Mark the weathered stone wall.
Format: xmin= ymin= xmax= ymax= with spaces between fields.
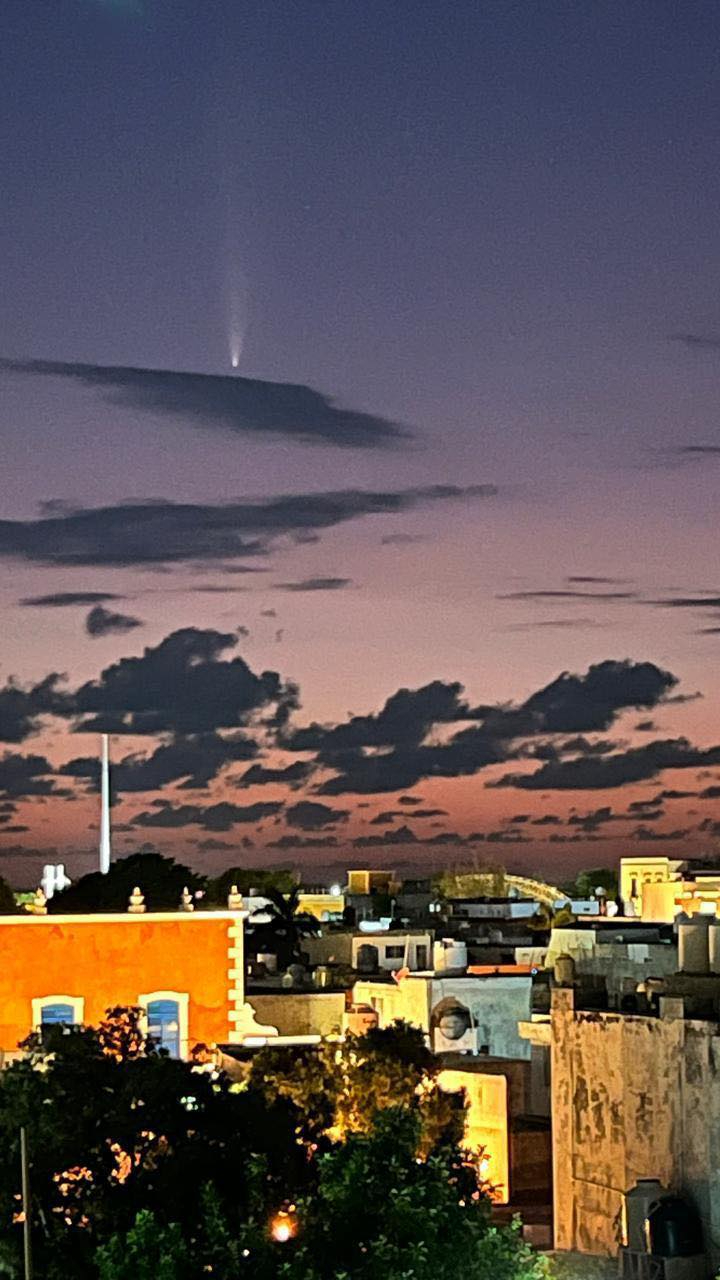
xmin=551 ymin=989 xmax=720 ymax=1264
xmin=247 ymin=992 xmax=346 ymax=1036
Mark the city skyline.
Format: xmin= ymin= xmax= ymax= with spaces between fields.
xmin=2 ymin=0 xmax=720 ymax=883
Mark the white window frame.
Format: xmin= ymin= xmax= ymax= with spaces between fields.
xmin=138 ymin=990 xmax=190 ymax=1058
xmin=32 ymin=995 xmax=85 ymax=1029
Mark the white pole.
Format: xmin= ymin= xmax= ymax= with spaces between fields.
xmin=99 ymin=734 xmax=111 ymax=875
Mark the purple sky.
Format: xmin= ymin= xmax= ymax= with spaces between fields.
xmin=1 ymin=0 xmax=720 ymax=887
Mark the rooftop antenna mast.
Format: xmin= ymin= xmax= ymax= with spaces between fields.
xmin=99 ymin=734 xmax=111 ymax=875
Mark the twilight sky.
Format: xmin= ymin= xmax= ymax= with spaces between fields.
xmin=2 ymin=0 xmax=720 ymax=887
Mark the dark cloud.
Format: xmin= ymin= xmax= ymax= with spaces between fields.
xmin=285 ymin=679 xmax=477 ymax=756
xmin=651 ymin=596 xmax=720 ymax=609
xmin=353 ymin=824 xmax=420 ymax=848
xmin=73 ymin=627 xmax=293 ymax=735
xmin=311 ymin=660 xmax=676 ymax=794
xmin=380 ymin=533 xmax=425 ymax=545
xmin=0 ymin=753 xmax=56 ymax=799
xmin=132 ymin=800 xmax=282 ymax=831
xmin=267 ymin=834 xmax=339 ymax=850
xmin=275 ymin=578 xmax=352 ymax=593
xmin=496 ymin=738 xmax=720 ymax=791
xmin=499 ymin=589 xmax=638 ymax=602
xmin=699 ymin=785 xmax=720 ymax=800
xmin=19 ymin=591 xmax=124 ymax=608
xmin=260 ymin=609 xmax=277 ymax=618
xmin=673 ymin=445 xmax=720 ymax=456
xmin=566 ymin=576 xmax=632 ymax=586
xmin=630 ymin=825 xmax=693 ymax=842
xmin=398 ymin=795 xmax=424 ymax=805
xmin=506 ymin=618 xmax=602 ymax=632
xmin=62 ymin=731 xmax=258 ymax=793
xmin=85 ymin=604 xmax=144 ymax=638
xmin=0 ymin=485 xmax=494 ymax=569
xmin=669 ymin=333 xmax=720 ymax=350
xmin=568 ymin=806 xmax=620 ymax=832
xmin=285 ymin=800 xmax=349 ymax=830
xmin=235 ymin=761 xmax=313 ymax=788
xmin=0 ymin=358 xmax=412 ymax=449
xmin=0 ymin=675 xmax=68 ymax=743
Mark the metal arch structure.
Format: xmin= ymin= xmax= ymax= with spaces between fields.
xmin=504 ymin=874 xmax=568 ymax=907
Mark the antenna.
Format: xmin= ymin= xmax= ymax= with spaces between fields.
xmin=99 ymin=734 xmax=111 ymax=875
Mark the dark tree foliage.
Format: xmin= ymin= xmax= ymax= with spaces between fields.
xmin=249 ymin=1021 xmax=466 ymax=1156
xmin=0 ymin=874 xmax=19 ymax=914
xmin=0 ymin=1009 xmax=304 ymax=1279
xmin=48 ymin=852 xmax=205 ymax=913
xmin=205 ymin=867 xmax=298 ymax=906
xmin=246 ymin=886 xmax=320 ymax=967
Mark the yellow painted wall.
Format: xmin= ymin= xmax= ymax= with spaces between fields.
xmin=439 ymin=1068 xmax=509 ymax=1202
xmin=297 ymin=893 xmax=345 ymax=921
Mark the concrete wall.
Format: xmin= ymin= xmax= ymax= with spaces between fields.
xmin=353 ymin=973 xmax=531 ymax=1060
xmin=248 ymin=991 xmax=346 ymax=1037
xmin=551 ymin=988 xmax=720 ymax=1264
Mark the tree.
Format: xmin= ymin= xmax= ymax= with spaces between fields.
xmin=96 ymin=1209 xmax=189 ymax=1280
xmin=0 ymin=1009 xmax=304 ymax=1279
xmin=48 ymin=852 xmax=205 ymax=913
xmin=434 ymin=865 xmax=507 ymax=899
xmin=570 ymin=867 xmax=619 ymax=901
xmin=269 ymin=1109 xmax=548 ymax=1280
xmin=0 ymin=875 xmax=18 ymax=915
xmin=249 ymin=1021 xmax=465 ymax=1156
xmin=205 ymin=867 xmax=297 ymax=906
xmin=247 ymin=886 xmax=320 ymax=967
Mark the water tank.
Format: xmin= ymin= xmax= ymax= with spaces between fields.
xmin=553 ymin=954 xmax=576 ymax=987
xmin=622 ymin=1179 xmax=668 ymax=1250
xmin=644 ymin=1194 xmax=704 ymax=1259
xmin=258 ymin=951 xmax=278 ymax=974
xmin=678 ymin=915 xmax=711 ymax=974
xmin=281 ymin=963 xmax=306 ymax=988
xmin=708 ymin=923 xmax=720 ymax=974
xmin=433 ymin=939 xmax=468 ymax=972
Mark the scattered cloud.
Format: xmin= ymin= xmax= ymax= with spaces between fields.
xmin=85 ymin=604 xmax=144 ymax=637
xmin=496 ymin=738 xmax=720 ymax=791
xmin=72 ymin=627 xmax=295 ymax=735
xmin=668 ymin=333 xmax=720 ymax=350
xmin=132 ymin=800 xmax=282 ymax=831
xmin=285 ymin=800 xmax=349 ymax=830
xmin=0 ymin=485 xmax=495 ymax=569
xmin=275 ymin=577 xmax=352 ymax=593
xmin=0 ymin=675 xmax=68 ymax=743
xmin=19 ymin=591 xmax=124 ymax=608
xmin=499 ymin=589 xmax=637 ymax=602
xmin=235 ymin=761 xmax=313 ymax=789
xmin=0 ymin=357 xmax=412 ymax=449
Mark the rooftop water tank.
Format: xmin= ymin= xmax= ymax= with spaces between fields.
xmin=257 ymin=952 xmax=278 ymax=974
xmin=644 ymin=1193 xmax=704 ymax=1260
xmin=433 ymin=939 xmax=467 ymax=973
xmin=678 ymin=914 xmax=712 ymax=974
xmin=553 ymin=954 xmax=576 ymax=987
xmin=622 ymin=1179 xmax=668 ymax=1251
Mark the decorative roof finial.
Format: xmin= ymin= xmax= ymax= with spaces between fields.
xmin=227 ymin=884 xmax=244 ymax=911
xmin=128 ymin=886 xmax=145 ymax=914
xmin=180 ymin=886 xmax=194 ymax=913
xmin=29 ymin=887 xmax=47 ymax=916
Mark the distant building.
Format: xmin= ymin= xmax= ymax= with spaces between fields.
xmin=0 ymin=909 xmax=276 ymax=1060
xmin=303 ymin=927 xmax=433 ymax=975
xmin=353 ymin=968 xmax=533 ymax=1060
xmin=620 ymin=854 xmax=720 ymax=922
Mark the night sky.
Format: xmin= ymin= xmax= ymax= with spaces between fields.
xmin=2 ymin=0 xmax=720 ymax=886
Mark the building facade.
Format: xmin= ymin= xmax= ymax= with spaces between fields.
xmin=551 ymin=986 xmax=720 ymax=1266
xmin=0 ymin=911 xmax=274 ymax=1059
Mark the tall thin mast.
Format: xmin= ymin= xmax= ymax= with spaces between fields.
xmin=99 ymin=734 xmax=111 ymax=875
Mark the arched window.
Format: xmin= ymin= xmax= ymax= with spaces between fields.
xmin=140 ymin=992 xmax=189 ymax=1058
xmin=32 ymin=995 xmax=84 ymax=1029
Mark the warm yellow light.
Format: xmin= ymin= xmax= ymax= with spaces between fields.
xmin=270 ymin=1210 xmax=297 ymax=1243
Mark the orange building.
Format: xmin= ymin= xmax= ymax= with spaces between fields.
xmin=0 ymin=910 xmax=276 ymax=1060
